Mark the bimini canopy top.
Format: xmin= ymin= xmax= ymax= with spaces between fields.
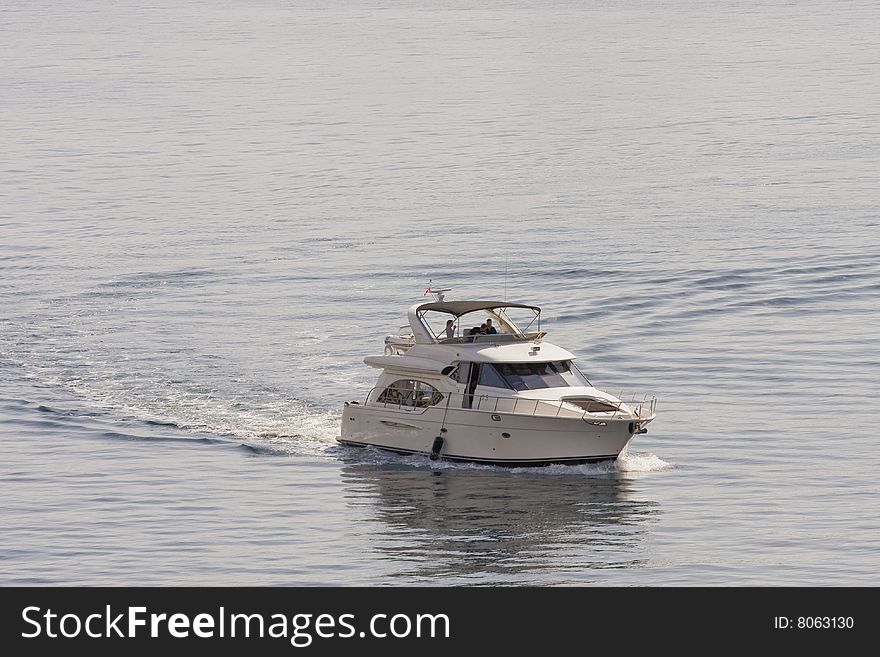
xmin=407 ymin=300 xmax=542 ymax=344
xmin=416 ymin=300 xmax=540 ymax=317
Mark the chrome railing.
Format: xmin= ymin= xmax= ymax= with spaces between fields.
xmin=359 ymin=387 xmax=657 ymax=421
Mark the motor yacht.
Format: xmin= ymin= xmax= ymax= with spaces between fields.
xmin=339 ymin=289 xmax=656 ymax=466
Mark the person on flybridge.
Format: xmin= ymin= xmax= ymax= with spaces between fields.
xmin=427 ymin=283 xmax=502 ymax=339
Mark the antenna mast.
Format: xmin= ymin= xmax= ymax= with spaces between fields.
xmin=503 ymin=251 xmax=508 ymax=301
xmin=424 ymin=279 xmax=451 ymax=302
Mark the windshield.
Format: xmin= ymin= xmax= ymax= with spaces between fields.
xmin=483 ymin=361 xmax=591 ymax=390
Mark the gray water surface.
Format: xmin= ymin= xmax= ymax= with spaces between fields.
xmin=1 ymin=0 xmax=879 ymax=585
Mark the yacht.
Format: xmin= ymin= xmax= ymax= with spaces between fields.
xmin=339 ymin=289 xmax=656 ymax=466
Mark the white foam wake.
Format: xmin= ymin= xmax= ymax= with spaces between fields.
xmin=615 ymin=448 xmax=673 ymax=473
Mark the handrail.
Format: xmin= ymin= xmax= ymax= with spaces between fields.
xmin=360 ymin=386 xmax=657 ymax=421
xmin=437 ymin=332 xmax=545 ymax=345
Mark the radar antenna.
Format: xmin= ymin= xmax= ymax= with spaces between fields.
xmin=423 ymin=279 xmax=451 ymax=302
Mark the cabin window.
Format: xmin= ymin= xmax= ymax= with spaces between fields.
xmin=450 ymin=364 xmax=471 ymax=384
xmin=556 ymin=360 xmax=592 ymax=387
xmin=377 ymin=379 xmax=445 ymax=408
xmin=478 ymin=363 xmax=512 ymax=389
xmin=493 ymin=361 xmax=591 ymax=390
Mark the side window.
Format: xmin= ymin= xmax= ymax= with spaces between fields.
xmin=478 ymin=364 xmax=511 ymax=389
xmin=412 ymin=380 xmax=445 ymax=408
xmin=377 ymin=379 xmax=408 ymax=404
xmin=377 ymin=379 xmax=444 ymax=407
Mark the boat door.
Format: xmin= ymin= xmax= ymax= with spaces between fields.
xmin=462 ymin=362 xmax=481 ymax=409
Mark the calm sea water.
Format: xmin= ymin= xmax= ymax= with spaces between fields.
xmin=2 ymin=0 xmax=878 ymax=585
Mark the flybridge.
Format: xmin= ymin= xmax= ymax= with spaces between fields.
xmin=409 ymin=300 xmax=543 ymax=345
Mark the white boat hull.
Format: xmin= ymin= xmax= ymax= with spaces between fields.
xmin=339 ymin=403 xmax=646 ymax=466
